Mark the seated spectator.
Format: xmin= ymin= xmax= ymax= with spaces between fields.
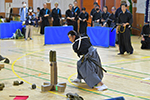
xmin=141 ymin=23 xmax=150 ymax=49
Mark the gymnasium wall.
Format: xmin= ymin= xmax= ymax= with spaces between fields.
xmin=33 ymin=0 xmax=75 ymax=14
xmin=132 ymin=0 xmax=146 ymax=35
xmin=0 ymin=0 xmax=5 ymax=17
xmin=0 ymin=0 xmax=75 ymax=18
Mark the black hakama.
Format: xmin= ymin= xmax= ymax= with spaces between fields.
xmin=39 ymin=8 xmax=51 ymax=35
xmin=52 ymin=8 xmax=62 ymax=26
xmin=118 ymin=11 xmax=133 ymax=54
xmin=65 ymin=9 xmax=75 ymax=26
xmin=72 ymin=36 xmax=104 ymax=88
xmin=79 ymin=12 xmax=89 ymax=35
xmin=73 ymin=6 xmax=80 ymax=32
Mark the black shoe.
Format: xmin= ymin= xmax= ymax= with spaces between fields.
xmin=127 ymin=51 xmax=133 ymax=55
xmin=0 ymin=55 xmax=5 ymax=61
xmin=130 ymin=51 xmax=133 ymax=54
xmin=117 ymin=53 xmax=124 ymax=55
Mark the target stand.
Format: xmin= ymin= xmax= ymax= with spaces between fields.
xmin=41 ymin=50 xmax=66 ymax=92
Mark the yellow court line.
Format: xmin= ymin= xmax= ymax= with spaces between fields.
xmin=68 ymin=73 xmax=150 ymax=99
xmin=11 ymin=46 xmax=68 ymax=98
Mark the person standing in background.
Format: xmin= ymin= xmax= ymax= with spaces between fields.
xmin=72 ymin=0 xmax=80 ymax=32
xmin=51 ymin=2 xmax=62 ymax=26
xmin=79 ymin=7 xmax=89 ymax=35
xmin=19 ymin=1 xmax=28 ymax=22
xmin=35 ymin=7 xmax=40 ymax=27
xmin=65 ymin=4 xmax=75 ymax=27
xmin=116 ymin=3 xmax=133 ymax=55
xmin=25 ymin=7 xmax=35 ymax=40
xmin=39 ymin=3 xmax=51 ymax=35
xmin=103 ymin=7 xmax=116 ymax=27
xmin=90 ymin=2 xmax=98 ymax=27
xmin=115 ymin=0 xmax=127 ymax=46
xmin=101 ymin=6 xmax=110 ymax=26
xmin=92 ymin=5 xmax=102 ymax=27
xmin=115 ymin=0 xmax=127 ymax=20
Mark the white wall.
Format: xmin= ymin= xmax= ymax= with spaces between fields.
xmin=136 ymin=0 xmax=146 ymax=14
xmin=0 ymin=0 xmax=5 ymax=12
xmin=33 ymin=0 xmax=46 ymax=12
xmin=0 ymin=0 xmax=74 ymax=14
xmin=33 ymin=0 xmax=74 ymax=14
xmin=12 ymin=0 xmax=28 ymax=8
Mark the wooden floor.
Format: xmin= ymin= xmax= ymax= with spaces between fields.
xmin=0 ymin=27 xmax=150 ymax=100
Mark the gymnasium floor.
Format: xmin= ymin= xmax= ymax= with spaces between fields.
xmin=0 ymin=28 xmax=150 ymax=100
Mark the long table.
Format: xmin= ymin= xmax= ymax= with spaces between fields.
xmin=87 ymin=27 xmax=116 ymax=47
xmin=44 ymin=26 xmax=73 ymax=45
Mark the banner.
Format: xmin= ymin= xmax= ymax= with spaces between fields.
xmin=145 ymin=0 xmax=150 ymax=22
